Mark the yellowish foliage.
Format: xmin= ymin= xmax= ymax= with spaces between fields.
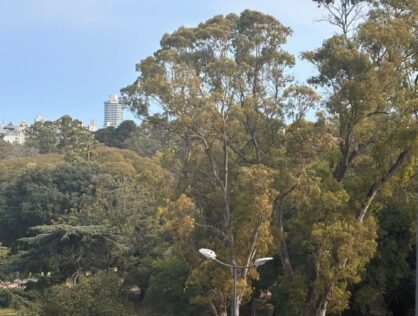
xmin=311 ymin=217 xmax=377 ymax=312
xmin=159 ymin=194 xmax=196 ymax=239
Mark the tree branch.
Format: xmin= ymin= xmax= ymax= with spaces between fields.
xmin=357 ymin=148 xmax=410 ymax=221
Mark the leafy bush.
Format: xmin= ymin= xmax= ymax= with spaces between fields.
xmin=40 ymin=271 xmax=135 ymax=316
xmin=0 ymin=289 xmax=12 ymax=308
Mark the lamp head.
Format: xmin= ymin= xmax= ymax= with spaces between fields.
xmin=199 ymin=248 xmax=217 ymax=260
xmin=254 ymin=257 xmax=273 ymax=267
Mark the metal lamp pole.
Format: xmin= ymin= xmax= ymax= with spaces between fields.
xmin=199 ymin=248 xmax=273 ymax=316
xmin=232 ymin=261 xmax=237 ymax=316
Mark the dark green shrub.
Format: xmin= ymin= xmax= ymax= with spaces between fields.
xmin=0 ymin=288 xmax=12 ymax=307
xmin=40 ymin=271 xmax=135 ymax=316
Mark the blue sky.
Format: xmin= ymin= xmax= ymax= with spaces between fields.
xmin=0 ymin=0 xmax=336 ymax=127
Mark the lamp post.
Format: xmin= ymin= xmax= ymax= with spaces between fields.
xmin=199 ymin=248 xmax=273 ymax=316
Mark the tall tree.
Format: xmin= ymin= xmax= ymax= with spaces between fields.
xmin=123 ymin=10 xmax=318 ymax=315
xmin=284 ymin=0 xmax=418 ymax=314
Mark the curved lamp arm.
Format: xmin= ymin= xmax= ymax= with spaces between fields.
xmin=199 ymin=248 xmax=273 ymax=268
xmin=199 ymin=248 xmax=273 ymax=316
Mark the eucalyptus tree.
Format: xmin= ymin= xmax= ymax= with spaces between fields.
xmin=280 ymin=0 xmax=418 ymax=314
xmin=123 ymin=10 xmax=317 ymax=315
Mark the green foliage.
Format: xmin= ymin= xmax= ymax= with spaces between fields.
xmin=0 ymin=140 xmax=13 ymax=160
xmin=0 ymin=149 xmax=170 ymax=246
xmin=119 ymin=4 xmax=418 ymax=313
xmin=0 ymin=245 xmax=8 ymax=261
xmin=349 ymin=182 xmax=416 ymax=314
xmin=122 ymin=9 xmax=317 ymax=313
xmin=95 ymin=120 xmax=137 ymax=148
xmin=310 ymin=219 xmax=377 ymax=312
xmin=0 ymin=163 xmax=99 ymax=245
xmin=0 ymin=4 xmax=416 ymax=316
xmin=40 ymin=271 xmax=135 ymax=316
xmin=145 ymin=257 xmax=199 ymax=316
xmin=0 ymin=289 xmax=12 ymax=308
xmin=0 ymin=145 xmax=174 ymax=313
xmin=12 ymin=224 xmax=128 ymax=280
xmin=25 ymin=115 xmax=97 ymax=158
xmin=123 ymin=115 xmax=175 ymax=157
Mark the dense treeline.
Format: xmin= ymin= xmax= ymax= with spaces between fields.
xmin=0 ymin=0 xmax=417 ymax=315
xmin=0 ymin=129 xmax=175 ymax=314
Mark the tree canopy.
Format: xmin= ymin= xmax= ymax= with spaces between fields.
xmin=0 ymin=2 xmax=417 ymax=315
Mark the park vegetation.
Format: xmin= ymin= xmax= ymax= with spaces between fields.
xmin=0 ymin=0 xmax=417 ymax=315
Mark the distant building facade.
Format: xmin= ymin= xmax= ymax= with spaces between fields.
xmin=34 ymin=115 xmax=45 ymax=123
xmin=87 ymin=120 xmax=98 ymax=132
xmin=0 ymin=121 xmax=28 ymax=145
xmin=104 ymin=95 xmax=123 ymax=127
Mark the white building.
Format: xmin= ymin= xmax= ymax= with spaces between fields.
xmin=0 ymin=121 xmax=27 ymax=145
xmin=34 ymin=115 xmax=45 ymax=123
xmin=104 ymin=94 xmax=123 ymax=127
xmin=86 ymin=120 xmax=98 ymax=132
xmin=3 ymin=131 xmax=25 ymax=145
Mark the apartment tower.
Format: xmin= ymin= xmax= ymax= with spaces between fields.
xmin=104 ymin=94 xmax=123 ymax=127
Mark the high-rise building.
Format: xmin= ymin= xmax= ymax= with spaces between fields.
xmin=104 ymin=94 xmax=123 ymax=127
xmin=87 ymin=120 xmax=98 ymax=132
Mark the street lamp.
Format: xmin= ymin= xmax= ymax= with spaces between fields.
xmin=199 ymin=248 xmax=273 ymax=316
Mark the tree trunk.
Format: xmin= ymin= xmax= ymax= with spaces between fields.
xmin=302 ymin=292 xmax=330 ymax=316
xmin=251 ymin=297 xmax=256 ymax=316
xmin=210 ymin=303 xmax=220 ymax=316
xmin=278 ymin=205 xmax=293 ymax=277
xmin=333 ymin=145 xmax=359 ymax=182
xmin=317 ymin=299 xmax=328 ymax=316
xmin=235 ymin=296 xmax=242 ymax=316
xmin=273 ymin=186 xmax=297 ymax=278
xmin=357 ymin=148 xmax=410 ymax=221
xmin=210 ymin=302 xmax=229 ymax=316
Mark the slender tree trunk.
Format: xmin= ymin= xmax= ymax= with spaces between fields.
xmin=273 ymin=185 xmax=298 ymax=278
xmin=316 ymin=293 xmax=330 ymax=316
xmin=252 ymin=133 xmax=260 ymax=163
xmin=302 ymin=291 xmax=330 ymax=316
xmin=317 ymin=306 xmax=328 ymax=316
xmin=235 ymin=296 xmax=242 ymax=316
xmin=278 ymin=205 xmax=293 ymax=277
xmin=210 ymin=303 xmax=220 ymax=316
xmin=333 ymin=145 xmax=359 ymax=182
